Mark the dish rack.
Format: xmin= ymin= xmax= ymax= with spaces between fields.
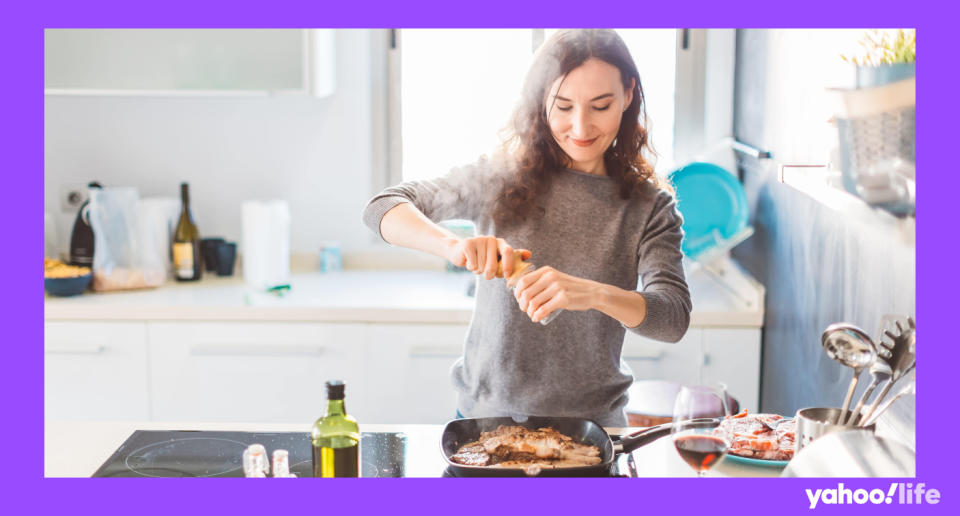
xmin=832 ymin=78 xmax=915 ymax=217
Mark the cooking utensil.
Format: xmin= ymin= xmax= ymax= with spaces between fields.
xmin=846 ymin=365 xmax=892 ymax=427
xmin=861 ymin=379 xmax=915 ymax=428
xmin=846 ymin=315 xmax=901 ymax=426
xmin=821 ymin=323 xmax=878 ymax=424
xmin=759 ymin=417 xmax=784 ymax=432
xmin=782 ymin=430 xmax=915 ymax=478
xmin=846 ymin=361 xmax=892 ymax=427
xmin=859 ymin=317 xmax=915 ymax=426
xmin=440 ymin=415 xmax=685 ymax=477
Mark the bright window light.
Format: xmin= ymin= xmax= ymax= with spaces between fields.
xmin=400 ymin=29 xmax=677 ymax=182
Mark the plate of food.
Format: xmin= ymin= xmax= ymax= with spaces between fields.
xmin=714 ymin=411 xmax=794 ymax=468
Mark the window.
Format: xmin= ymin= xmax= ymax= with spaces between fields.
xmin=390 ymin=29 xmax=679 ymax=184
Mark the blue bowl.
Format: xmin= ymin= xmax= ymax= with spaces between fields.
xmin=44 ymin=273 xmax=93 ymax=297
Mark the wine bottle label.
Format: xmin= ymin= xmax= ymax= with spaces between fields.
xmin=173 ymin=242 xmax=194 ymax=278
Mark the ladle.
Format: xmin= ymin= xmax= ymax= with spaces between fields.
xmin=821 ymin=323 xmax=878 ymax=425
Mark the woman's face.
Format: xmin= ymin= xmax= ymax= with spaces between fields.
xmin=545 ymin=58 xmax=634 ymax=175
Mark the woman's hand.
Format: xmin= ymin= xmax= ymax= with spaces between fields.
xmin=445 ymin=236 xmax=531 ymax=280
xmin=513 ymin=266 xmax=602 ymax=323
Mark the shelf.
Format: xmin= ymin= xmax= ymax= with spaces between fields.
xmin=778 ymin=164 xmax=915 ymax=243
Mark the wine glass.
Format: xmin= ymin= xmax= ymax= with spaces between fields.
xmin=671 ymin=383 xmax=732 ymax=477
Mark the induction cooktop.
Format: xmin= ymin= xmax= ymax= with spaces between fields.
xmin=92 ymin=430 xmax=407 ymax=478
xmin=92 ymin=430 xmax=630 ymax=477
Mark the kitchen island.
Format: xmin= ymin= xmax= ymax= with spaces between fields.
xmin=44 ymin=420 xmax=782 ymax=478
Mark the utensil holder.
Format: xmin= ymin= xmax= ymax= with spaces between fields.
xmin=795 ymin=407 xmax=875 ymax=452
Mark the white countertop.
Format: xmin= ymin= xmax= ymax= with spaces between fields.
xmin=44 ymin=420 xmax=781 ymax=478
xmin=45 ymin=261 xmax=764 ymax=327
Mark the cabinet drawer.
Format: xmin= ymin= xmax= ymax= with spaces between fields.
xmin=44 ymin=321 xmax=150 ymax=420
xmin=147 ymin=322 xmax=367 ymax=423
xmin=365 ymin=324 xmax=468 ymax=424
xmin=621 ymin=329 xmax=702 ymax=386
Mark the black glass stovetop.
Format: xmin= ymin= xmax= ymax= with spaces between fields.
xmin=92 ymin=430 xmax=629 ymax=477
xmin=93 ymin=431 xmax=408 ymax=478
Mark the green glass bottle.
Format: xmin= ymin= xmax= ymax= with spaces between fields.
xmin=172 ymin=182 xmax=202 ymax=281
xmin=311 ymin=380 xmax=360 ymax=477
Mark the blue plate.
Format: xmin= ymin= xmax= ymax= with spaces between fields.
xmin=668 ymin=162 xmax=749 ymax=259
xmin=722 ymin=453 xmax=790 ymax=468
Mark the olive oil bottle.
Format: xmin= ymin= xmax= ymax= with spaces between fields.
xmin=311 ymin=380 xmax=360 ymax=477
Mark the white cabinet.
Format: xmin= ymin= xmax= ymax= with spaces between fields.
xmin=45 ymin=29 xmax=336 ymax=97
xmin=623 ymin=327 xmax=761 ymax=413
xmin=701 ymin=328 xmax=761 ymax=412
xmin=622 ymin=329 xmax=703 ymax=386
xmin=365 ymin=324 xmax=468 ymax=424
xmin=44 ymin=320 xmax=761 ymax=423
xmin=146 ymin=322 xmax=367 ymax=423
xmin=44 ymin=321 xmax=150 ymax=420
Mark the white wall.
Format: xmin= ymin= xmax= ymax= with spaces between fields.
xmin=44 ymin=29 xmax=380 ymax=260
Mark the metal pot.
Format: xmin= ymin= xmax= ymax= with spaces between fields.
xmin=795 ymin=407 xmax=875 ymax=452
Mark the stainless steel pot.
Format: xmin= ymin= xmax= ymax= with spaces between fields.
xmin=795 ymin=407 xmax=875 ymax=452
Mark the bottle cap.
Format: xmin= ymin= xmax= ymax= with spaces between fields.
xmin=326 ymin=380 xmax=345 ymax=400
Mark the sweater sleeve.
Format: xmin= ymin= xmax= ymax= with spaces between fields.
xmin=624 ymin=190 xmax=692 ymax=343
xmin=361 ymin=154 xmax=503 ymax=242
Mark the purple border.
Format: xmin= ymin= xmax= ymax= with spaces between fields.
xmin=12 ymin=0 xmax=951 ymax=513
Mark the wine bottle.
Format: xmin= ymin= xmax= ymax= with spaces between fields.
xmin=172 ymin=182 xmax=202 ymax=281
xmin=311 ymin=380 xmax=360 ymax=477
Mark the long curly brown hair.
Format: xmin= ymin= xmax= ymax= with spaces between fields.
xmin=493 ymin=29 xmax=665 ymax=229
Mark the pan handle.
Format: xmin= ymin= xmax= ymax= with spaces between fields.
xmin=615 ymin=423 xmax=673 ymax=454
xmin=615 ymin=417 xmax=723 ymax=455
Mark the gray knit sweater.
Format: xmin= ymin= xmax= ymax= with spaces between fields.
xmin=362 ymin=154 xmax=692 ymax=426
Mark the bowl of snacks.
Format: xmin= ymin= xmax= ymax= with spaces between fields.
xmin=44 ymin=258 xmax=93 ymax=297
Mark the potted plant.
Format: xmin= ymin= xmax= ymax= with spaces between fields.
xmin=834 ymin=29 xmax=916 ymax=216
xmin=841 ymin=29 xmax=916 ymax=88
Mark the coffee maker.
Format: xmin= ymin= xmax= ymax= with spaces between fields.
xmin=68 ymin=181 xmax=102 ymax=267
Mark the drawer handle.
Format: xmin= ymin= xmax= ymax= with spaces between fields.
xmin=189 ymin=343 xmax=325 ymax=357
xmin=409 ymin=345 xmax=462 ymax=358
xmin=45 ymin=344 xmax=105 ymax=355
xmin=622 ymin=350 xmax=665 ymax=360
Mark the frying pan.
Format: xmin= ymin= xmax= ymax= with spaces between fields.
xmin=440 ymin=416 xmax=690 ymax=477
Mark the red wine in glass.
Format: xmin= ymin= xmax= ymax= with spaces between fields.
xmin=671 ymin=384 xmax=731 ymax=477
xmin=673 ymin=434 xmax=729 ymax=473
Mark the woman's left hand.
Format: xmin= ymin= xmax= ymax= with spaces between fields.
xmin=513 ymin=266 xmax=601 ymax=323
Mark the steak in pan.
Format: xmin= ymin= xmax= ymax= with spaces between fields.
xmin=450 ymin=425 xmax=602 ymax=468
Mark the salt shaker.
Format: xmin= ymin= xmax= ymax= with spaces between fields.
xmin=242 ymin=444 xmax=270 ymax=478
xmin=272 ymin=449 xmax=297 ymax=478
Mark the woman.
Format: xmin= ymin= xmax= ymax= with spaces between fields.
xmin=362 ymin=29 xmax=691 ymax=426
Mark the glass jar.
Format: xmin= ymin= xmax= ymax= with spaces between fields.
xmin=505 ymin=260 xmax=563 ymax=325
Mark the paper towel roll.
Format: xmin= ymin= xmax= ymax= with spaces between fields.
xmin=139 ymin=197 xmax=181 ymax=278
xmin=241 ymin=200 xmax=291 ymax=289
